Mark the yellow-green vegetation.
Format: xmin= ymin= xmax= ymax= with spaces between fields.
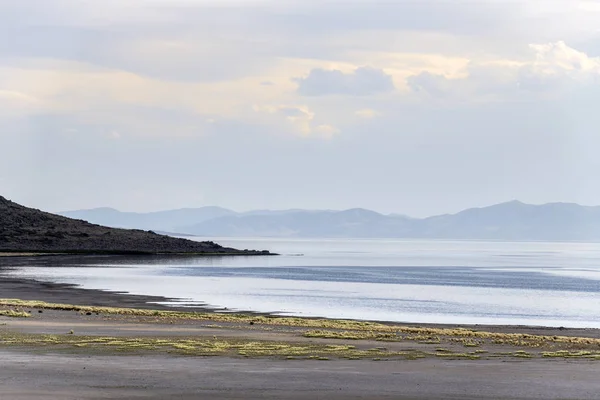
xmin=455 ymin=338 xmax=482 ymax=348
xmin=303 ymin=330 xmax=399 ymax=341
xmin=0 ymin=331 xmax=431 ymax=360
xmin=435 ymin=352 xmax=481 ymax=360
xmin=3 ymin=298 xmax=600 ymax=359
xmin=0 ymin=309 xmax=31 ymax=318
xmin=417 ymin=337 xmax=441 ymax=344
xmin=0 ymin=299 xmax=391 ymax=330
xmin=512 ymin=350 xmax=532 ymax=358
xmin=542 ymin=350 xmax=600 ymax=359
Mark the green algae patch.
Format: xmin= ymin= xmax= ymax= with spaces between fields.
xmin=0 ymin=309 xmax=31 ymax=318
xmin=4 ymin=298 xmax=600 ymax=354
xmin=542 ymin=350 xmax=600 ymax=359
xmin=303 ymin=330 xmax=399 ymax=341
xmin=0 ymin=331 xmax=429 ymax=360
xmin=0 ymin=299 xmax=391 ymax=331
xmin=434 ymin=352 xmax=481 ymax=360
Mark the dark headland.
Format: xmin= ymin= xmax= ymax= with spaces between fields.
xmin=0 ymin=196 xmax=270 ymax=255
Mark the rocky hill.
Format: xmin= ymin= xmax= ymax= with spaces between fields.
xmin=0 ymin=196 xmax=269 ymax=255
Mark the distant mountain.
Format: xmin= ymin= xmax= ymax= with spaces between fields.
xmin=180 ymin=208 xmax=415 ymax=238
xmin=417 ymin=200 xmax=600 ymax=241
xmin=0 ymin=196 xmax=268 ymax=254
xmin=61 ymin=206 xmax=235 ymax=232
xmin=60 ymin=201 xmax=600 ymax=242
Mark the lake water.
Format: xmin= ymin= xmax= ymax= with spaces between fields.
xmin=3 ymin=238 xmax=600 ymax=328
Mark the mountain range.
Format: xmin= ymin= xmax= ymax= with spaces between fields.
xmin=0 ymin=196 xmax=267 ymax=254
xmin=59 ymin=201 xmax=600 ymax=242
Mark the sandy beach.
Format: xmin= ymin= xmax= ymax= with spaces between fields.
xmin=3 ymin=350 xmax=600 ymax=400
xmin=2 ymin=273 xmax=600 ymax=399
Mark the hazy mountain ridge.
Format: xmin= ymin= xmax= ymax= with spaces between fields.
xmin=60 ymin=201 xmax=600 ymax=241
xmin=61 ymin=206 xmax=235 ymax=232
xmin=0 ymin=196 xmax=266 ymax=254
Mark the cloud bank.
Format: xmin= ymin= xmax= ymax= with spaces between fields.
xmin=296 ymin=67 xmax=395 ymax=96
xmin=1 ymin=0 xmax=600 ymax=217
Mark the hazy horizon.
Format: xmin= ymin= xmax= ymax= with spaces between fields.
xmin=53 ymin=198 xmax=600 ymax=220
xmin=2 ymin=1 xmax=600 ymax=218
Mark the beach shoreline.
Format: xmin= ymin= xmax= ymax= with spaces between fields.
xmin=3 ymin=273 xmax=600 ymax=399
xmin=1 ymin=272 xmax=600 ymax=337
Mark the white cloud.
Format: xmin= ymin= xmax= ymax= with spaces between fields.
xmin=406 ymin=41 xmax=600 ymax=100
xmin=530 ymin=41 xmax=600 ymax=71
xmin=314 ymin=124 xmax=340 ymax=139
xmin=295 ymin=67 xmax=395 ymax=96
xmin=0 ymin=90 xmax=38 ymax=103
xmin=253 ymin=104 xmax=339 ymax=138
xmin=355 ymin=109 xmax=381 ymax=118
xmin=0 ymin=90 xmax=42 ymax=118
xmin=5 ymin=0 xmax=600 ymax=215
xmin=521 ymin=41 xmax=600 ymax=88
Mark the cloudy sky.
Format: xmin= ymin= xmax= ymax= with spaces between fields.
xmin=1 ymin=0 xmax=600 ymax=217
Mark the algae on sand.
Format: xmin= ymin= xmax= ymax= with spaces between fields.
xmin=0 ymin=309 xmax=31 ymax=318
xmin=0 ymin=331 xmax=427 ymax=360
xmin=4 ymin=298 xmax=600 ymax=357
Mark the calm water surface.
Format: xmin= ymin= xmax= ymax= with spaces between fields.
xmin=4 ymin=238 xmax=600 ymax=328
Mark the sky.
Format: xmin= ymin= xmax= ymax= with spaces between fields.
xmin=1 ymin=0 xmax=600 ymax=217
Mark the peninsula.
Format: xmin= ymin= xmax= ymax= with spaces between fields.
xmin=0 ymin=196 xmax=270 ymax=255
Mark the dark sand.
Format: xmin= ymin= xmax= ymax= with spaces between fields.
xmin=0 ymin=275 xmax=183 ymax=310
xmin=2 ymin=350 xmax=600 ymax=400
xmin=2 ymin=272 xmax=600 ymax=399
xmin=2 ymin=274 xmax=599 ymax=339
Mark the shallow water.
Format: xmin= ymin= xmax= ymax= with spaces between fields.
xmin=4 ymin=238 xmax=600 ymax=328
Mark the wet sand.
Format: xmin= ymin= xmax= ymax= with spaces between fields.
xmin=0 ymin=275 xmax=184 ymax=310
xmin=1 ymin=273 xmax=599 ymax=338
xmin=2 ymin=350 xmax=600 ymax=400
xmin=2 ymin=272 xmax=600 ymax=399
